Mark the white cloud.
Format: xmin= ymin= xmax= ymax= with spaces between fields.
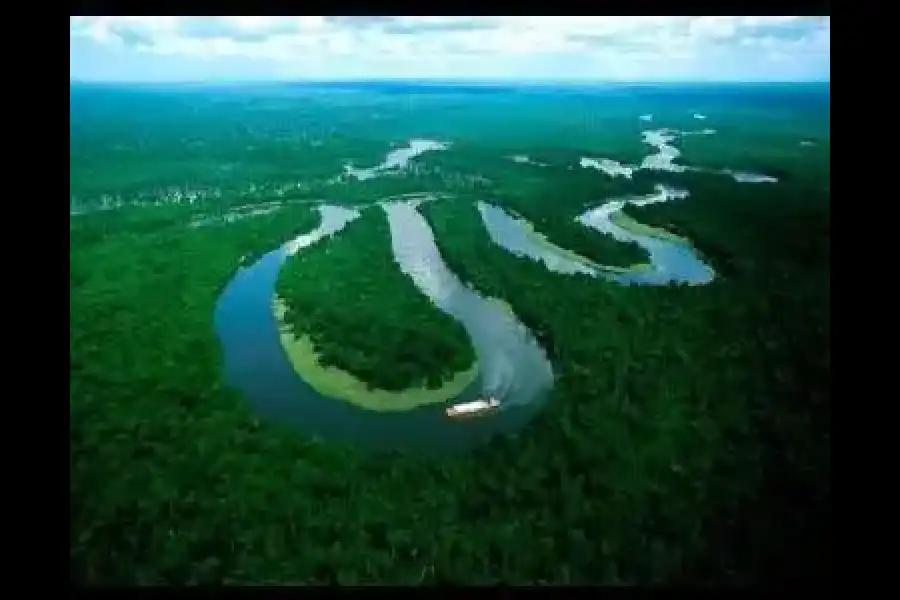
xmin=70 ymin=16 xmax=830 ymax=82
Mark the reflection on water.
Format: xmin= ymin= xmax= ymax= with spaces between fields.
xmin=216 ymin=187 xmax=712 ymax=453
xmin=477 ymin=202 xmax=598 ymax=277
xmin=215 ymin=202 xmax=552 ymax=453
xmin=639 ymin=129 xmax=687 ymax=173
xmin=344 ymin=139 xmax=449 ymax=181
xmin=473 ymin=191 xmax=714 ymax=287
xmin=284 ymin=204 xmax=361 ymax=256
xmin=579 ymin=157 xmax=634 ymax=179
xmin=576 ymin=186 xmax=715 ymax=286
xmin=722 ymin=170 xmax=779 ymax=184
xmin=382 ymin=202 xmax=554 ymax=408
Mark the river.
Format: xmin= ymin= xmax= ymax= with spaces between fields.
xmin=215 ymin=191 xmax=714 ymax=452
xmin=215 ymin=202 xmax=551 ymax=454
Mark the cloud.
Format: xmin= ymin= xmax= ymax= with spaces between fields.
xmin=321 ymin=16 xmax=498 ymax=34
xmin=323 ymin=16 xmax=396 ymax=29
xmin=107 ymin=22 xmax=156 ymax=48
xmin=382 ymin=18 xmax=500 ymax=35
xmin=176 ymin=17 xmax=299 ymax=43
xmin=70 ymin=16 xmax=830 ymax=82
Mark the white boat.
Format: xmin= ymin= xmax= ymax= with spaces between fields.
xmin=445 ymin=396 xmax=500 ymax=419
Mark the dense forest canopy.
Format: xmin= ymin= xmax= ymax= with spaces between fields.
xmin=276 ymin=208 xmax=475 ymax=394
xmin=70 ymin=82 xmax=830 ymax=585
xmin=420 ymin=183 xmax=829 ymax=583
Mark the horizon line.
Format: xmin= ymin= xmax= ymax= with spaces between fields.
xmin=70 ymin=78 xmax=831 ymax=86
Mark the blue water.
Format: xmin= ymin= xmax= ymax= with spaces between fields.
xmin=214 ymin=206 xmax=549 ymax=454
xmin=477 ymin=200 xmax=715 ymax=287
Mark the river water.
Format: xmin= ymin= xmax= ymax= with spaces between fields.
xmin=215 ymin=202 xmax=551 ymax=454
xmin=215 ymin=190 xmax=714 ymax=452
xmin=478 ymin=193 xmax=715 ymax=287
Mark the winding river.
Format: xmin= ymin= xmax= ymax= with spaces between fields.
xmin=214 ymin=132 xmax=724 ymax=453
xmin=215 ymin=203 xmax=552 ymax=453
xmin=477 ymin=187 xmax=714 ymax=286
xmin=214 ymin=194 xmax=715 ymax=453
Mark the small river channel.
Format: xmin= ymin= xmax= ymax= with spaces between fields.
xmin=478 ymin=192 xmax=715 ymax=286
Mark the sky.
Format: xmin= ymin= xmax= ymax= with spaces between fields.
xmin=70 ymin=16 xmax=830 ymax=83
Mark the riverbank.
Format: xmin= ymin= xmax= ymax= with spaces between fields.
xmin=478 ymin=201 xmax=653 ymax=277
xmin=609 ymin=209 xmax=687 ymax=244
xmin=520 ymin=215 xmax=611 ymax=272
xmin=273 ymin=296 xmax=478 ymax=412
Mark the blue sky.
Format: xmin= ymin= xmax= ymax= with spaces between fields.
xmin=70 ymin=16 xmax=830 ymax=83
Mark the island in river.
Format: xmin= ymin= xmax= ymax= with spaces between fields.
xmin=274 ymin=207 xmax=479 ymax=411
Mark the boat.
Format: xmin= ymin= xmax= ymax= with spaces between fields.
xmin=445 ymin=396 xmax=500 ymax=419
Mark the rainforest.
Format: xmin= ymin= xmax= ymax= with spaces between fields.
xmin=70 ymin=80 xmax=830 ymax=585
